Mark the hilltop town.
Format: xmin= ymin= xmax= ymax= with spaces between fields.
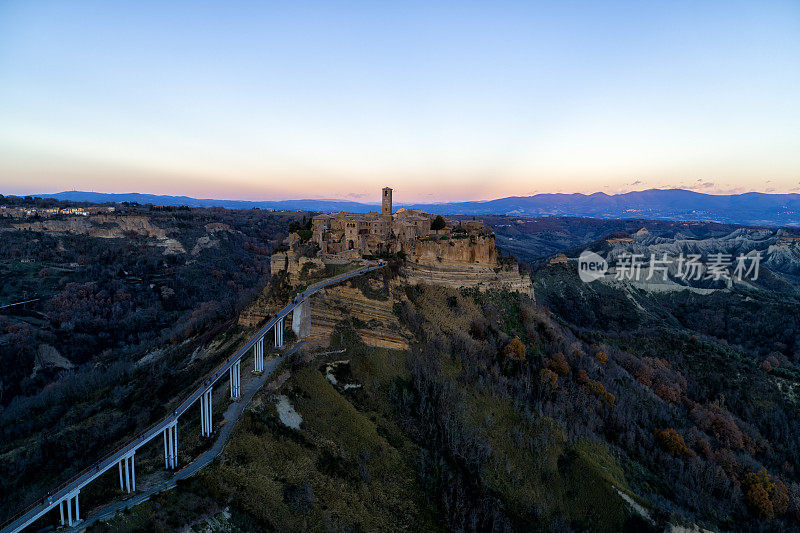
xmin=310 ymin=187 xmax=489 ymax=257
xmin=270 ymin=187 xmax=533 ymax=295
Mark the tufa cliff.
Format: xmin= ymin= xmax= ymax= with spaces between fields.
xmin=401 ymin=234 xmax=534 ymax=297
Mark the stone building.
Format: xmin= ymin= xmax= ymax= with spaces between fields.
xmin=311 ymin=187 xmax=489 ymax=258
xmin=274 ymin=187 xmax=533 ymax=297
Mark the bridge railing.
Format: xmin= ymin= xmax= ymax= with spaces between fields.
xmin=3 ymin=405 xmax=173 ymax=530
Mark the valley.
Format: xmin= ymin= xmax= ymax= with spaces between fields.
xmin=1 ymin=197 xmax=799 ymax=532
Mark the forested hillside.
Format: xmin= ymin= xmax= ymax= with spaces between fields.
xmin=100 ymin=259 xmax=800 ymax=531
xmin=0 ymin=198 xmax=305 ymax=521
xmin=534 ymin=263 xmax=800 ymax=530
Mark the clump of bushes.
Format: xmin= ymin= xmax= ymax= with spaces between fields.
xmin=546 ymin=352 xmax=570 ymax=376
xmin=654 ymin=428 xmax=689 ymax=456
xmin=586 ymin=379 xmax=615 ymax=407
xmin=540 ymin=368 xmax=559 ymax=390
xmin=742 ymin=468 xmax=789 ymax=519
xmin=503 ymin=338 xmax=526 ymax=362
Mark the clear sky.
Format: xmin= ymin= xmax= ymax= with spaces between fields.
xmin=1 ymin=1 xmax=798 ymax=203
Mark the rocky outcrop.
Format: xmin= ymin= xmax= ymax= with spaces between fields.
xmin=12 ymin=215 xmax=169 ymax=239
xmin=8 ymin=215 xmax=187 ymax=254
xmin=398 ymin=234 xmax=535 ymax=294
xmin=270 ymin=253 xmax=289 ymax=277
xmin=191 ymin=235 xmax=219 ymax=255
xmin=11 ymin=217 xmax=97 ymax=235
xmin=238 ymin=282 xmax=285 ymax=328
xmin=32 ymin=344 xmax=73 ymax=376
xmin=405 ymin=234 xmax=497 ymax=266
xmin=269 ymin=252 xmax=325 ymax=284
xmin=308 ymin=284 xmax=409 ymax=350
xmin=204 ymin=222 xmax=235 ymax=233
xmin=402 ymin=261 xmax=534 ymax=297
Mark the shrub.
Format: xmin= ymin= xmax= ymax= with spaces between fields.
xmin=652 ymin=381 xmax=681 ymax=403
xmin=540 ymin=368 xmax=558 ymax=390
xmin=713 ymin=448 xmax=740 ymax=478
xmin=594 ymin=351 xmax=608 ymax=366
xmin=546 ymin=352 xmax=570 ymax=376
xmin=296 ymin=229 xmax=313 ymax=242
xmin=746 ymin=483 xmax=774 ymax=519
xmin=654 ymin=428 xmax=689 ymax=456
xmin=689 ymin=404 xmax=745 ymax=450
xmin=696 ymin=438 xmax=712 ymax=459
xmin=633 ymin=365 xmax=654 ymax=387
xmin=586 ymin=380 xmax=615 ymax=407
xmin=503 ymin=338 xmax=526 ymax=362
xmin=742 ymin=468 xmax=789 ymax=519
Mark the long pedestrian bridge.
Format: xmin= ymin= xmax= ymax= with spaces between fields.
xmin=1 ymin=263 xmax=384 ymax=533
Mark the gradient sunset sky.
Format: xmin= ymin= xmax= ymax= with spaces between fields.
xmin=1 ymin=1 xmax=799 ymax=203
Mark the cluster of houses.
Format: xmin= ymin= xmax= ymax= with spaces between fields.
xmin=311 ymin=187 xmax=489 ymax=256
xmin=0 ymin=205 xmax=115 ymax=218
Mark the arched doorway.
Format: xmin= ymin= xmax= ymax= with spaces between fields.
xmin=348 ymin=240 xmax=355 ymax=250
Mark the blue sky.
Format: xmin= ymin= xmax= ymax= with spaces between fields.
xmin=1 ymin=1 xmax=798 ymax=202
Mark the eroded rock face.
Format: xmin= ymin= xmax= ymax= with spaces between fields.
xmin=8 ymin=215 xmax=188 ymax=255
xmin=270 ymin=252 xmax=289 ymax=277
xmin=204 ymin=222 xmax=234 ymax=233
xmin=406 ymin=235 xmax=497 ymax=267
xmin=402 ymin=262 xmax=534 ymax=298
xmin=399 ymin=234 xmax=534 ymax=297
xmin=33 ymin=344 xmax=73 ymax=376
xmin=12 ymin=217 xmax=97 ymax=235
xmin=595 ymin=227 xmax=800 ymax=290
xmin=238 ymin=286 xmax=284 ymax=328
xmin=308 ymin=284 xmax=410 ymax=350
xmin=191 ymin=235 xmax=218 ymax=255
xmin=12 ymin=215 xmax=168 ymax=238
xmin=269 ymin=252 xmax=325 ymax=284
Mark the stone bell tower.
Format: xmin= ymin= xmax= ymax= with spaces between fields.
xmin=382 ymin=187 xmax=392 ymax=217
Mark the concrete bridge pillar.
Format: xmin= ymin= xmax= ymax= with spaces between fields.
xmin=275 ymin=317 xmax=284 ymax=348
xmin=253 ymin=337 xmax=264 ymax=373
xmin=118 ymin=452 xmax=136 ymax=492
xmin=163 ymin=421 xmax=178 ymax=469
xmin=59 ymin=491 xmax=80 ymax=527
xmin=229 ymin=360 xmax=241 ymax=399
xmin=200 ymin=389 xmax=213 ymax=437
xmin=291 ymin=298 xmax=311 ymax=339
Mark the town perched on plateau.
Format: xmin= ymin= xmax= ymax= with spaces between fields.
xmin=270 ymin=187 xmax=533 ymax=296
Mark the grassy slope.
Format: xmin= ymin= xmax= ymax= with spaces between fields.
xmin=93 ymin=345 xmax=435 ymax=532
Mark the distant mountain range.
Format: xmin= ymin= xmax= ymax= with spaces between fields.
xmin=29 ymin=189 xmax=800 ymax=226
